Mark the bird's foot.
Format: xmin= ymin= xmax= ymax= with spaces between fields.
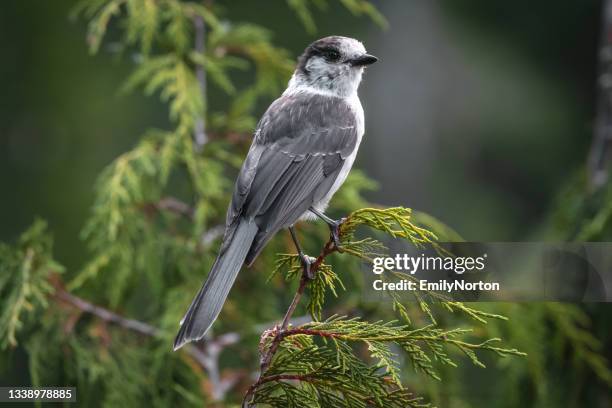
xmin=299 ymin=254 xmax=317 ymax=280
xmin=329 ymin=217 xmax=347 ymax=250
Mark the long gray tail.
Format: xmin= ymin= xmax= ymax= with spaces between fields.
xmin=173 ymin=219 xmax=258 ymax=350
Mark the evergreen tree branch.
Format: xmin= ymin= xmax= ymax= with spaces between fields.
xmin=53 ymin=285 xmax=241 ymax=400
xmin=243 ymin=208 xmax=528 ymax=407
xmin=259 ymin=237 xmax=338 ymax=372
xmin=145 ymin=196 xmax=226 ymax=246
xmin=250 ymin=373 xmax=315 ymax=388
xmin=154 ymin=196 xmax=195 ymax=220
xmin=245 ymin=233 xmax=340 ymax=406
xmin=55 ymin=288 xmax=161 ymax=337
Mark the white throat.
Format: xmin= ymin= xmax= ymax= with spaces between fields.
xmin=284 ymin=69 xmax=363 ymax=99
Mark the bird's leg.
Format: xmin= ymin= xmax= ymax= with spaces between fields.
xmin=309 ymin=207 xmax=345 ymax=249
xmin=289 ymin=226 xmax=315 ymax=279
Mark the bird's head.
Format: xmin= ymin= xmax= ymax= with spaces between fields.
xmin=289 ymin=36 xmax=378 ymax=97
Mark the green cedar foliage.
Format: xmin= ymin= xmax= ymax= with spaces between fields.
xmin=251 ymin=207 xmax=524 ymax=407
xmin=0 ymin=220 xmax=63 ymax=349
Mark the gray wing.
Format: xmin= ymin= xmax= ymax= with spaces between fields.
xmin=224 ymin=92 xmax=358 ymax=265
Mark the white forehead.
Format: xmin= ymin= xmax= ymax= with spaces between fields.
xmin=337 ymin=37 xmax=366 ymax=56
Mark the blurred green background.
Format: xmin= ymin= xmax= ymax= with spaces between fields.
xmin=0 ymin=0 xmax=610 ymax=407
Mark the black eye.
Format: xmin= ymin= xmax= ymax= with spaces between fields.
xmin=324 ymin=49 xmax=341 ymax=62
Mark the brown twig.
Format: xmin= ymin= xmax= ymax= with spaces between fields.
xmin=201 ymin=224 xmax=225 ymax=246
xmin=280 ymin=328 xmax=339 ymax=339
xmin=256 ymin=275 xmax=308 ymax=374
xmin=156 ymin=196 xmax=195 ymax=220
xmin=53 ymin=286 xmax=241 ymax=401
xmin=248 ymin=373 xmax=315 ymax=390
xmin=257 ymin=238 xmax=337 ymax=374
xmin=145 ymin=196 xmax=225 ymax=247
xmin=243 ymin=230 xmax=342 ymax=407
xmin=55 ymin=288 xmax=161 ymax=337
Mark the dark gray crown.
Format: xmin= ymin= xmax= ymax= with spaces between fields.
xmin=297 ymin=36 xmax=347 ymax=75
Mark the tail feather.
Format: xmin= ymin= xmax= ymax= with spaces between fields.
xmin=173 ymin=219 xmax=258 ymax=350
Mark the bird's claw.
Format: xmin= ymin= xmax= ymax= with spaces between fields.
xmin=329 ymin=217 xmax=347 ymax=250
xmin=299 ymin=254 xmax=317 ymax=280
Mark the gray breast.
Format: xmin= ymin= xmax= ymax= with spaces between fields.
xmin=305 ymin=92 xmax=364 ymax=217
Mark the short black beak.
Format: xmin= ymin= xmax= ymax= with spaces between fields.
xmin=349 ymin=54 xmax=378 ymax=67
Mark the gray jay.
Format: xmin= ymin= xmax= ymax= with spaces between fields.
xmin=174 ymin=36 xmax=377 ymax=350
